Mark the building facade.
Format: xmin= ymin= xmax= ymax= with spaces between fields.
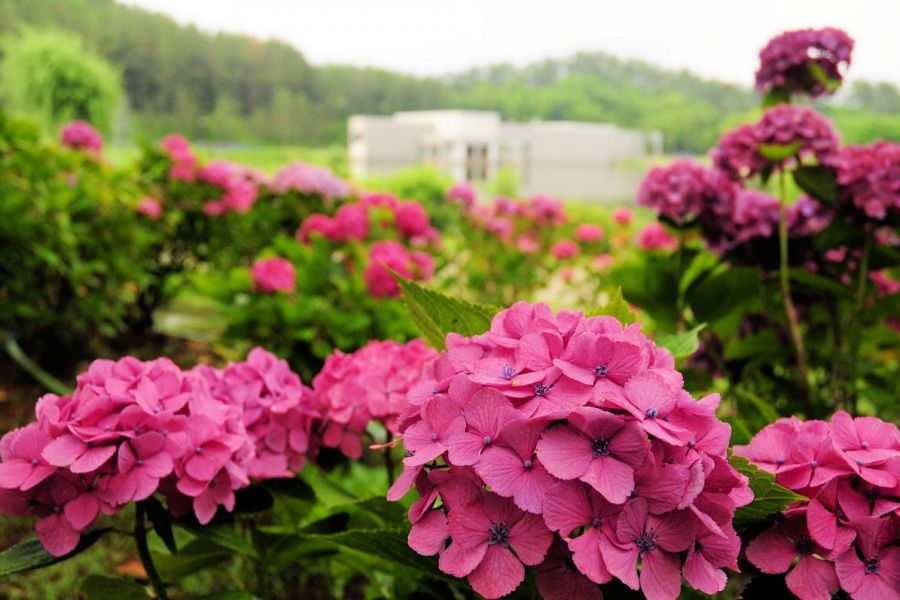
xmin=348 ymin=110 xmax=661 ymax=200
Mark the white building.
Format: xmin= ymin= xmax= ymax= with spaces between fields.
xmin=348 ymin=110 xmax=662 ymax=200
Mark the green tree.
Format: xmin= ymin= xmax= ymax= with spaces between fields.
xmin=0 ymin=28 xmax=122 ymax=134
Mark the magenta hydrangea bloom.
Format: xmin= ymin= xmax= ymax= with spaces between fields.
xmin=250 ymin=257 xmax=296 ymax=294
xmin=364 ymin=240 xmax=434 ymax=298
xmin=313 ymin=339 xmax=437 ymax=459
xmin=197 ymin=160 xmax=259 ymax=215
xmin=161 ymin=134 xmax=198 ymax=181
xmin=575 ymin=224 xmax=604 ymax=243
xmin=388 ymin=302 xmax=749 ymax=598
xmin=637 ymin=159 xmax=735 ymax=225
xmin=447 ymin=182 xmax=477 ymax=208
xmin=0 ymin=348 xmax=319 ymax=553
xmin=393 ymin=201 xmax=432 ymax=239
xmin=637 ymin=223 xmax=677 ymax=251
xmin=60 ymin=121 xmax=103 ymax=154
xmin=756 ymin=28 xmax=854 ymax=98
xmin=551 ymin=239 xmax=579 ymax=260
xmin=136 ymin=197 xmax=163 ymax=220
xmin=834 ymin=516 xmax=900 ymax=600
xmin=611 ymin=207 xmax=633 ymax=226
xmin=711 ymin=125 xmax=767 ymax=181
xmin=270 ymin=160 xmax=350 ymax=198
xmin=835 ymin=142 xmax=900 ymax=220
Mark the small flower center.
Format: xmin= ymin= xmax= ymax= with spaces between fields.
xmin=523 ymin=459 xmax=533 ymax=470
xmin=136 ymin=459 xmax=144 ymax=467
xmin=864 ymin=556 xmax=880 ymax=574
xmin=594 ymin=364 xmax=609 ymax=378
xmin=635 ymin=530 xmax=657 ymax=553
xmin=501 ymin=364 xmax=516 ymax=380
xmin=31 ymin=459 xmax=39 ymax=466
xmin=795 ymin=536 xmax=814 ymax=557
xmin=488 ymin=522 xmax=510 ymax=547
xmin=103 ymin=425 xmax=112 ymax=431
xmin=861 ymin=442 xmax=869 ymax=449
xmin=534 ymin=384 xmax=550 ymax=397
xmin=687 ymin=440 xmax=696 ymax=448
xmin=645 ymin=408 xmax=658 ymax=418
xmin=591 ymin=437 xmax=610 ymax=458
xmin=195 ymin=447 xmax=203 ymax=455
xmin=430 ymin=433 xmax=439 ymax=442
xmin=591 ymin=517 xmax=602 ymax=528
xmin=809 ymin=460 xmax=817 ymax=469
xmin=775 ymin=458 xmax=784 ymax=466
xmin=482 ymin=436 xmax=493 ymax=446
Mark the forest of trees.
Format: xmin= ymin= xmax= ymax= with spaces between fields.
xmin=1 ymin=0 xmax=898 ymax=151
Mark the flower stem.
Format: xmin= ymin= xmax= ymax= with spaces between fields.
xmin=135 ymin=502 xmax=168 ymax=600
xmin=777 ymin=171 xmax=812 ymax=414
xmin=674 ymin=231 xmax=686 ymax=332
xmin=845 ymin=230 xmax=872 ymax=415
xmin=1 ymin=333 xmax=71 ymax=396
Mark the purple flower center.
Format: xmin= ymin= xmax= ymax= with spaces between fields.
xmin=103 ymin=425 xmax=112 ymax=431
xmin=501 ymin=364 xmax=516 ymax=380
xmin=776 ymin=458 xmax=784 ymax=466
xmin=523 ymin=459 xmax=534 ymax=470
xmin=430 ymin=433 xmax=439 ymax=442
xmin=864 ymin=556 xmax=880 ymax=574
xmin=482 ymin=436 xmax=493 ymax=446
xmin=809 ymin=460 xmax=817 ymax=469
xmin=136 ymin=460 xmax=144 ymax=467
xmin=861 ymin=442 xmax=870 ymax=449
xmin=795 ymin=536 xmax=814 ymax=556
xmin=534 ymin=384 xmax=550 ymax=397
xmin=31 ymin=459 xmax=38 ymax=466
xmin=688 ymin=440 xmax=697 ymax=448
xmin=635 ymin=529 xmax=657 ymax=553
xmin=645 ymin=408 xmax=658 ymax=418
xmin=488 ymin=522 xmax=510 ymax=547
xmin=594 ymin=364 xmax=609 ymax=378
xmin=591 ymin=437 xmax=610 ymax=458
xmin=591 ymin=517 xmax=602 ymax=528
xmin=195 ymin=447 xmax=203 ymax=454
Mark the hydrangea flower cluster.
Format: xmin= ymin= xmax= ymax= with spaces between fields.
xmin=734 ymin=413 xmax=899 ymax=600
xmin=713 ymin=105 xmax=839 ymax=181
xmin=755 ymin=28 xmax=854 ymax=98
xmin=447 ymin=182 xmax=477 ymax=208
xmin=161 ymin=134 xmax=198 ymax=182
xmin=364 ymin=240 xmax=435 ymax=298
xmin=835 ymin=141 xmax=900 ymax=220
xmin=312 ymin=339 xmax=438 ymax=459
xmin=197 ymin=160 xmax=259 ymax=215
xmin=271 ymin=161 xmax=350 ymax=199
xmin=637 ymin=159 xmax=735 ymax=225
xmin=387 ymin=303 xmax=751 ymax=599
xmin=250 ymin=257 xmax=296 ymax=293
xmin=0 ymin=349 xmax=317 ymax=556
xmin=637 ymin=223 xmax=678 ymax=251
xmin=60 ymin=121 xmax=103 ymax=154
xmin=136 ymin=196 xmax=163 ymax=220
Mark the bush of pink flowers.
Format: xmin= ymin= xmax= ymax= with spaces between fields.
xmin=250 ymin=256 xmax=296 ymax=293
xmin=0 ymin=348 xmax=318 ymax=556
xmin=386 ymin=302 xmax=751 ymax=599
xmin=60 ymin=120 xmax=103 ymax=154
xmin=735 ymin=412 xmax=899 ymax=600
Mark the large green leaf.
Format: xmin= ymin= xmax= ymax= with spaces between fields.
xmin=0 ymin=528 xmax=110 ymax=577
xmin=587 ymin=287 xmax=637 ymax=325
xmin=143 ymin=497 xmax=177 ymax=555
xmin=656 ymin=324 xmax=706 ymax=359
xmin=793 ymin=165 xmax=837 ymax=206
xmin=173 ymin=521 xmax=258 ymax=558
xmin=759 ymin=142 xmax=802 ymax=162
xmin=79 ymin=575 xmax=148 ymax=600
xmin=396 ymin=277 xmax=499 ymax=349
xmin=311 ymin=528 xmax=458 ymax=584
xmin=729 ymin=455 xmax=806 ymax=527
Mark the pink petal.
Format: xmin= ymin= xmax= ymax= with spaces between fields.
xmin=20 ymin=465 xmax=56 ymax=491
xmin=580 ymin=456 xmax=634 ymax=504
xmin=407 ymin=509 xmax=448 ymax=556
xmin=142 ymin=452 xmax=174 ymax=479
xmin=0 ymin=462 xmax=32 ymax=489
xmin=640 ymin=549 xmax=682 ymax=600
xmin=537 ymin=426 xmax=592 ymax=480
xmin=786 ymin=556 xmax=838 ymax=600
xmin=467 ymin=544 xmax=524 ymax=600
xmin=35 ymin=514 xmax=80 ymax=557
xmin=683 ymin=547 xmax=727 ymax=594
xmin=439 ymin=540 xmax=486 ymax=577
xmin=41 ymin=434 xmax=86 ymax=467
xmin=507 ymin=512 xmax=552 ymax=565
xmin=568 ymin=529 xmax=611 ymax=584
xmin=447 ymin=432 xmax=488 ymax=466
xmin=464 ymin=388 xmax=517 ymax=436
xmin=623 ymin=371 xmax=676 ymax=415
xmin=807 ymin=496 xmax=837 ymax=549
xmin=746 ymin=526 xmax=797 ymax=574
xmin=70 ymin=445 xmax=116 ymax=473
xmin=64 ymin=493 xmax=100 ymax=530
xmin=598 ymin=535 xmax=639 ymax=590
xmin=542 ymin=480 xmax=592 ymax=535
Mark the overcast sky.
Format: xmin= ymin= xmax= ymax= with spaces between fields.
xmin=122 ymin=0 xmax=899 ymax=86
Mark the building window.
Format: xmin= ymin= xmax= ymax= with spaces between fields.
xmin=466 ymin=144 xmax=488 ymax=181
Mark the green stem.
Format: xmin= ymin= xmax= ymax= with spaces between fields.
xmin=1 ymin=334 xmax=71 ymax=395
xmin=674 ymin=231 xmax=686 ymax=332
xmin=846 ymin=231 xmax=872 ymax=416
xmin=777 ymin=171 xmax=812 ymax=414
xmin=135 ymin=502 xmax=168 ymax=600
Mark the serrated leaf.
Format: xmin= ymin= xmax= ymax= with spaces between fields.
xmin=793 ymin=165 xmax=837 ymax=205
xmin=0 ymin=528 xmax=110 ymax=576
xmin=143 ymin=497 xmax=177 ymax=554
xmin=729 ymin=454 xmax=806 ymax=527
xmin=173 ymin=520 xmax=258 ymax=558
xmin=759 ymin=142 xmax=802 ymax=162
xmin=310 ymin=528 xmax=458 ymax=584
xmin=396 ymin=277 xmax=499 ymax=349
xmin=587 ymin=287 xmax=637 ymax=325
xmin=655 ymin=324 xmax=705 ymax=359
xmin=79 ymin=575 xmax=148 ymax=600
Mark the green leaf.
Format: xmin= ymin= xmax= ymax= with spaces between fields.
xmin=761 ymin=86 xmax=790 ymax=107
xmin=396 ymin=277 xmax=499 ymax=349
xmin=173 ymin=521 xmax=258 ymax=558
xmin=263 ymin=477 xmax=315 ymax=502
xmin=79 ymin=575 xmax=148 ymax=600
xmin=789 ymin=267 xmax=848 ymax=296
xmin=806 ymin=62 xmax=842 ymax=93
xmin=729 ymin=455 xmax=806 ymax=527
xmin=587 ymin=287 xmax=637 ymax=325
xmin=655 ymin=324 xmax=706 ymax=359
xmin=198 ymin=593 xmax=257 ymax=600
xmin=234 ymin=484 xmax=274 ymax=514
xmin=759 ymin=142 xmax=802 ymax=162
xmin=793 ymin=165 xmax=837 ymax=206
xmin=723 ymin=331 xmax=782 ymax=362
xmin=0 ymin=528 xmax=110 ymax=576
xmin=143 ymin=497 xmax=177 ymax=555
xmin=311 ymin=529 xmax=457 ymax=584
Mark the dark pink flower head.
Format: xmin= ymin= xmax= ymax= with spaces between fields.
xmin=333 ymin=202 xmax=369 ymax=241
xmin=364 ymin=240 xmax=434 ymax=298
xmin=162 ymin=134 xmax=197 ymax=181
xmin=393 ymin=201 xmax=431 ymax=239
xmin=711 ymin=124 xmax=766 ymax=181
xmin=835 ymin=516 xmax=900 ymax=600
xmin=756 ymin=105 xmax=840 ymax=168
xmin=60 ymin=121 xmax=102 ymax=154
xmin=733 ymin=416 xmax=803 ymax=473
xmin=637 ymin=223 xmax=677 ymax=251
xmin=575 ymin=223 xmax=604 ymax=243
xmin=682 ymin=509 xmax=741 ymax=595
xmin=638 ymin=159 xmax=734 ymax=224
xmin=447 ymin=182 xmax=476 ymax=208
xmin=611 ymin=207 xmax=633 ymax=226
xmin=528 ymin=195 xmax=567 ymax=226
xmin=551 ymin=239 xmax=579 ymax=260
xmin=296 ymin=213 xmax=338 ymax=243
xmin=250 ymin=257 xmax=296 ymax=294
xmin=746 ymin=516 xmax=840 ymax=600
xmin=271 ymin=161 xmax=350 ymax=198
xmin=829 ymin=411 xmax=899 ymax=488
xmin=835 ymin=141 xmax=900 ymax=220
xmin=538 ymin=408 xmax=648 ymax=504
xmin=756 ymin=27 xmax=854 ymax=98
xmin=136 ymin=197 xmax=163 ymax=220
xmin=440 ymin=491 xmax=552 ymax=599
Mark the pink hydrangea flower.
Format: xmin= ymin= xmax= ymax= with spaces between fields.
xmin=161 ymin=134 xmax=197 ymax=182
xmin=528 ymin=195 xmax=567 ymax=226
xmin=271 ymin=161 xmax=350 ymax=198
xmin=756 ymin=28 xmax=854 ymax=98
xmin=834 ymin=516 xmax=899 ymax=600
xmin=637 ymin=224 xmax=677 ymax=251
xmin=835 ymin=142 xmax=900 ymax=220
xmin=393 ymin=201 xmax=432 ymax=239
xmin=611 ymin=207 xmax=633 ymax=226
xmin=364 ymin=241 xmax=434 ymax=298
xmin=250 ymin=257 xmax=296 ymax=294
xmin=136 ymin=197 xmax=163 ymax=220
xmin=60 ymin=121 xmax=102 ymax=153
xmin=447 ymin=182 xmax=476 ymax=208
xmin=333 ymin=203 xmax=369 ymax=241
xmin=575 ymin=224 xmax=604 ymax=243
xmin=551 ymin=239 xmax=579 ymax=260
xmin=296 ymin=213 xmax=339 ymax=243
